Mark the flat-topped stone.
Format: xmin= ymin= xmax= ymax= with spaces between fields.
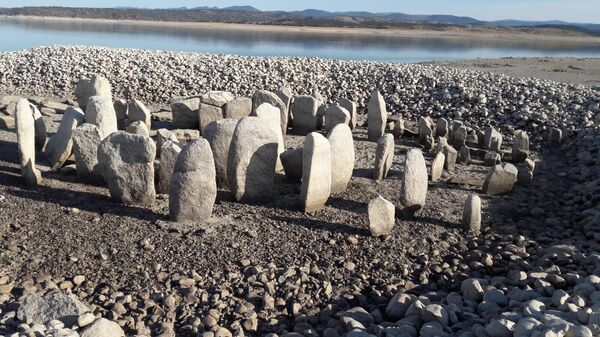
xmin=198 ymin=103 xmax=224 ymax=135
xmin=224 ymin=97 xmax=252 ymax=120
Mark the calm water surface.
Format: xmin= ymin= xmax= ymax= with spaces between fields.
xmin=2 ymin=17 xmax=600 ymax=63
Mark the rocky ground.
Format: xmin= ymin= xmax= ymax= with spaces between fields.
xmin=0 ymin=46 xmax=599 ymax=337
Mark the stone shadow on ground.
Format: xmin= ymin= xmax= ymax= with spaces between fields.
xmin=270 ymin=214 xmax=369 ymax=236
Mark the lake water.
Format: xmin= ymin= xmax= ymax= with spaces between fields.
xmin=2 ymin=16 xmax=600 ymax=63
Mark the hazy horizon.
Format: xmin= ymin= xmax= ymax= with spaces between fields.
xmin=1 ymin=1 xmax=599 ymax=24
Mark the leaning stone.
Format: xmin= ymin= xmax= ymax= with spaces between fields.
xmin=74 ymin=75 xmax=112 ymax=110
xmin=85 ymin=96 xmax=118 ymax=140
xmin=323 ymin=104 xmax=350 ymax=132
xmin=81 ymin=318 xmax=125 ymax=337
xmin=126 ymin=120 xmax=150 ymax=136
xmin=398 ymin=149 xmax=428 ymax=215
xmin=458 ymin=145 xmax=471 ymax=164
xmin=224 ymin=97 xmax=252 ymax=120
xmin=301 ymin=132 xmax=332 ymax=213
xmin=430 ymin=151 xmax=445 ymax=182
xmin=113 ymin=98 xmax=128 ymax=130
xmin=254 ymin=103 xmax=284 ymax=171
xmin=44 ymin=107 xmax=85 ymax=170
xmin=512 ymin=130 xmax=530 ymax=163
xmin=170 ymin=139 xmax=217 ymax=222
xmin=367 ymin=90 xmax=387 ymax=142
xmin=198 ymin=103 xmax=224 ymax=135
xmin=97 ymin=131 xmax=156 ymax=204
xmin=127 ymin=99 xmax=151 ymax=129
xmin=252 ymin=90 xmax=288 ymax=135
xmin=204 ymin=118 xmax=238 ymax=189
xmin=463 ymin=194 xmax=482 ymax=233
xmin=72 ymin=124 xmax=103 ymax=182
xmin=483 ymin=163 xmax=518 ymax=195
xmin=368 ymin=195 xmax=395 ymax=237
xmin=392 ymin=118 xmax=405 ymax=138
xmin=327 ymin=124 xmax=355 ymax=194
xmin=227 ymin=117 xmax=279 ymax=202
xmin=29 ymin=104 xmax=48 ymax=151
xmin=155 ymin=128 xmax=179 ymax=158
xmin=157 ymin=141 xmax=182 ymax=194
xmin=484 ymin=151 xmax=501 ymax=166
xmin=17 ymin=292 xmax=89 ymax=327
xmin=436 ymin=118 xmax=449 ymax=138
xmin=442 ymin=145 xmax=457 ymax=172
xmin=15 ymin=99 xmax=42 ymax=187
xmin=373 ymin=134 xmax=394 ymax=181
xmin=548 ymin=128 xmax=562 ymax=146
xmin=291 ymin=95 xmax=319 ymax=135
xmin=338 ymin=98 xmax=357 ymax=130
xmin=280 ymin=147 xmax=303 ymax=182
xmin=171 ymin=97 xmax=201 ymax=129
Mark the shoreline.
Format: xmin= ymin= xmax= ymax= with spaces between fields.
xmin=3 ymin=14 xmax=600 ymax=45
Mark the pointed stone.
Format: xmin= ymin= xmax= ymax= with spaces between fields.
xmin=327 ymin=124 xmax=355 ymax=194
xmin=157 ymin=141 xmax=182 ymax=194
xmin=483 ymin=163 xmax=518 ymax=195
xmin=15 ymin=99 xmax=42 ymax=187
xmin=430 ymin=151 xmax=445 ymax=182
xmin=398 ymin=149 xmax=427 ymax=215
xmin=338 ymin=98 xmax=357 ymax=130
xmin=44 ymin=107 xmax=85 ymax=169
xmin=72 ymin=123 xmax=103 ymax=183
xmin=323 ymin=104 xmax=351 ymax=133
xmin=301 ymin=132 xmax=331 ymax=213
xmin=463 ymin=194 xmax=481 ymax=233
xmin=418 ymin=116 xmax=434 ymax=146
xmin=373 ymin=134 xmax=394 ymax=180
xmin=127 ymin=99 xmax=151 ymax=129
xmin=368 ymin=195 xmax=395 ymax=237
xmin=252 ymin=90 xmax=288 ymax=135
xmin=85 ymin=96 xmax=118 ymax=140
xmin=291 ymin=95 xmax=319 ymax=135
xmin=367 ymin=90 xmax=387 ymax=142
xmin=74 ymin=74 xmax=112 ymax=110
xmin=204 ymin=118 xmax=238 ymax=189
xmin=171 ymin=97 xmax=201 ymax=129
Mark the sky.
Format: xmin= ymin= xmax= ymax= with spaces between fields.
xmin=1 ymin=0 xmax=599 ymax=24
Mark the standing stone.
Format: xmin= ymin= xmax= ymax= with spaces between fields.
xmin=323 ymin=104 xmax=351 ymax=133
xmin=463 ymin=194 xmax=482 ymax=233
xmin=227 ymin=117 xmax=279 ymax=202
xmin=436 ymin=118 xmax=449 ymax=138
xmin=15 ymin=99 xmax=42 ymax=187
xmin=252 ymin=90 xmax=288 ymax=135
xmin=458 ymin=145 xmax=471 ymax=164
xmin=490 ymin=136 xmax=502 ymax=152
xmin=483 ymin=163 xmax=518 ymax=195
xmin=275 ymin=86 xmax=293 ymax=117
xmin=442 ymin=145 xmax=458 ymax=171
xmin=291 ymin=95 xmax=319 ymax=135
xmin=198 ymin=103 xmax=224 ymax=135
xmin=74 ymin=75 xmax=112 ymax=110
xmin=368 ymin=195 xmax=395 ymax=237
xmin=312 ymin=89 xmax=327 ymax=130
xmin=398 ymin=149 xmax=428 ymax=215
xmin=517 ymin=158 xmax=536 ymax=186
xmin=367 ymin=90 xmax=387 ymax=142
xmin=327 ymin=124 xmax=355 ymax=194
xmin=254 ymin=103 xmax=284 ymax=171
xmin=85 ymin=96 xmax=118 ymax=140
xmin=392 ymin=118 xmax=405 ymax=138
xmin=418 ymin=117 xmax=434 ymax=145
xmin=155 ymin=128 xmax=178 ymax=158
xmin=157 ymin=141 xmax=182 ymax=194
xmin=436 ymin=136 xmax=448 ymax=152
xmin=280 ymin=147 xmax=303 ymax=182
xmin=204 ymin=119 xmax=238 ymax=189
xmin=126 ymin=120 xmax=149 ymax=136
xmin=301 ymin=133 xmax=332 ymax=213
xmin=72 ymin=123 xmax=103 ymax=183
xmin=44 ymin=107 xmax=85 ymax=169
xmin=453 ymin=126 xmax=468 ymax=149
xmin=484 ymin=151 xmax=501 ymax=166
xmin=430 ymin=151 xmax=445 ymax=182
xmin=450 ymin=120 xmax=463 ymax=140
xmin=169 ymin=139 xmax=217 ymax=222
xmin=97 ymin=131 xmax=156 ymax=204
xmin=548 ymin=128 xmax=562 ymax=146
xmin=484 ymin=127 xmax=503 ymax=151
xmin=171 ymin=97 xmax=201 ymax=129
xmin=512 ymin=130 xmax=530 ymax=163
xmin=30 ymin=104 xmax=47 ymax=151
xmin=127 ymin=99 xmax=151 ymax=129
xmin=373 ymin=134 xmax=394 ymax=181
xmin=338 ymin=98 xmax=357 ymax=130
xmin=224 ymin=97 xmax=252 ymax=120
xmin=113 ymin=98 xmax=128 ymax=130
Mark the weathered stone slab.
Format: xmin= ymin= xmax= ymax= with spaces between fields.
xmin=418 ymin=116 xmax=434 ymax=145
xmin=452 ymin=125 xmax=467 ymax=150
xmin=398 ymin=149 xmax=428 ymax=215
xmin=301 ymin=132 xmax=332 ymax=213
xmin=252 ymin=90 xmax=288 ymax=135
xmin=72 ymin=123 xmax=103 ymax=183
xmin=430 ymin=151 xmax=445 ymax=182
xmin=517 ymin=158 xmax=535 ymax=186
xmin=224 ymin=97 xmax=252 ymax=120
xmin=74 ymin=75 xmax=112 ymax=110
xmin=113 ymin=98 xmax=128 ymax=130
xmin=127 ymin=99 xmax=151 ymax=129
xmin=85 ymin=96 xmax=118 ymax=140
xmin=368 ymin=195 xmax=395 ymax=237
xmin=442 ymin=145 xmax=457 ymax=172
xmin=170 ymin=139 xmax=217 ymax=222
xmin=327 ymin=124 xmax=354 ymax=194
xmin=291 ymin=95 xmax=319 ymax=135
xmin=171 ymin=97 xmax=201 ymax=129
xmin=463 ymin=194 xmax=481 ymax=233
xmin=367 ymin=90 xmax=387 ymax=142
xmin=157 ymin=140 xmax=182 ymax=194
xmin=44 ymin=107 xmax=85 ymax=169
xmin=172 ymin=129 xmax=200 ymax=144
xmin=254 ymin=103 xmax=284 ymax=171
xmin=280 ymin=147 xmax=303 ymax=182
xmin=338 ymin=98 xmax=357 ymax=130
xmin=275 ymin=86 xmax=293 ymax=115
xmin=198 ymin=103 xmax=224 ymax=135
xmin=15 ymin=99 xmax=42 ymax=187
xmin=373 ymin=134 xmax=394 ymax=181
xmin=483 ymin=163 xmax=518 ymax=195
xmin=323 ymin=104 xmax=351 ymax=133
xmin=97 ymin=131 xmax=156 ymax=204
xmin=204 ymin=118 xmax=238 ymax=189
xmin=227 ymin=117 xmax=279 ymax=202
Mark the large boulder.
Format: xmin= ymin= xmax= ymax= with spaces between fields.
xmin=74 ymin=75 xmax=112 ymax=110
xmin=338 ymin=98 xmax=357 ymax=130
xmin=368 ymin=195 xmax=395 ymax=237
xmin=280 ymin=147 xmax=303 ymax=182
xmin=81 ymin=318 xmax=125 ymax=337
xmin=17 ymin=292 xmax=89 ymax=327
xmin=170 ymin=139 xmax=217 ymax=222
xmin=291 ymin=95 xmax=319 ymax=135
xmin=398 ymin=149 xmax=428 ymax=215
xmin=367 ymin=90 xmax=387 ymax=142
xmin=252 ymin=90 xmax=288 ymax=135
xmin=72 ymin=123 xmax=103 ymax=182
xmin=483 ymin=163 xmax=518 ymax=195
xmin=227 ymin=117 xmax=279 ymax=202
xmin=373 ymin=134 xmax=394 ymax=180
xmin=254 ymin=103 xmax=284 ymax=171
xmin=204 ymin=118 xmax=238 ymax=189
xmin=44 ymin=107 xmax=85 ymax=169
xmin=157 ymin=140 xmax=182 ymax=194
xmin=171 ymin=97 xmax=201 ymax=129
xmin=323 ymin=104 xmax=350 ymax=133
xmin=15 ymin=99 xmax=42 ymax=187
xmin=127 ymin=99 xmax=151 ymax=129
xmin=224 ymin=97 xmax=252 ymax=120
xmin=301 ymin=132 xmax=332 ymax=213
xmin=85 ymin=96 xmax=118 ymax=140
xmin=97 ymin=131 xmax=156 ymax=204
xmin=327 ymin=124 xmax=355 ymax=194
